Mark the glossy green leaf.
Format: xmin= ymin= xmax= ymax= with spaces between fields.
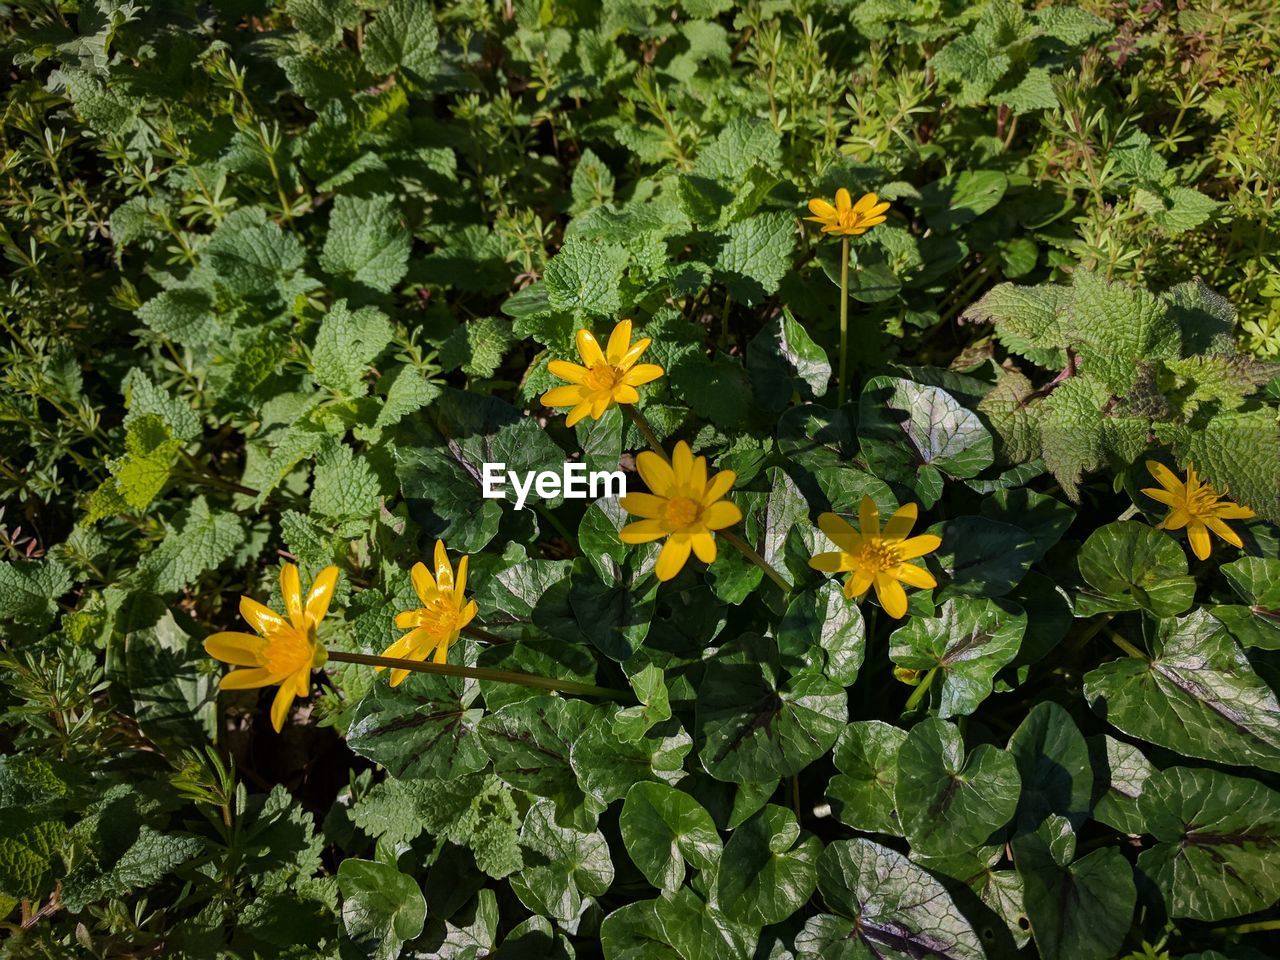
xmin=894 ymin=718 xmax=1021 ymax=857
xmin=715 ymin=804 xmax=819 ymax=925
xmin=1083 ymin=609 xmax=1280 ymax=773
xmin=510 ymin=799 xmax=613 ymax=923
xmin=889 ymin=597 xmax=1026 ymax=717
xmin=827 ymin=721 xmax=907 ymax=836
xmin=694 ymin=633 xmax=846 ymax=783
xmin=777 ymin=580 xmax=866 ymax=684
xmin=797 ymin=838 xmax=985 ymax=960
xmin=1136 ymin=766 xmax=1280 ymax=921
xmin=1076 ymin=521 xmax=1195 ymax=617
xmin=347 ymin=673 xmax=488 ymax=782
xmin=337 ymin=859 xmax=427 ymax=960
xmin=619 ymin=782 xmax=721 ymax=893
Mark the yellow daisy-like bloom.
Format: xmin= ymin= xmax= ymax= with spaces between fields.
xmin=1142 ymin=460 xmax=1256 ymax=561
xmin=541 ymin=319 xmax=664 ymax=427
xmin=618 ymin=441 xmax=743 ymax=582
xmin=378 ymin=541 xmax=478 ymax=686
xmin=809 ymin=495 xmax=941 ymax=619
xmin=204 ymin=563 xmax=338 ymax=732
xmin=804 ymin=188 xmax=890 ymax=236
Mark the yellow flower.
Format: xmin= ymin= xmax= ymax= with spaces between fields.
xmin=1142 ymin=460 xmax=1255 ymax=561
xmin=618 ymin=441 xmax=743 ymax=582
xmin=204 ymin=563 xmax=338 ymax=732
xmin=804 ymin=188 xmax=890 ymax=236
xmin=809 ymin=495 xmax=940 ymax=619
xmin=378 ymin=541 xmax=478 ymax=686
xmin=541 ymin=319 xmax=664 ymax=427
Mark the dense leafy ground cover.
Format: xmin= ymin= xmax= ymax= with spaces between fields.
xmin=2 ymin=1 xmax=1280 ymax=957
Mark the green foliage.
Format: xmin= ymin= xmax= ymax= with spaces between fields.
xmin=2 ymin=1 xmax=1280 ymax=958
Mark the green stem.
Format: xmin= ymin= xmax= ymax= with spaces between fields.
xmin=1106 ymin=631 xmax=1147 ymax=659
xmin=533 ymin=502 xmax=577 ymax=549
xmin=1222 ymin=920 xmax=1280 ymax=935
xmin=461 ymin=624 xmax=513 ymax=646
xmin=326 ymin=650 xmax=629 ymax=700
xmin=838 ymin=237 xmax=850 ymax=405
xmin=904 ymin=667 xmax=938 ymax=711
xmin=719 ymin=529 xmax=791 ymax=593
xmin=623 ymin=404 xmax=669 ymax=462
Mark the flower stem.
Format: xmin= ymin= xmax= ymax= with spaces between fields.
xmin=461 ymin=624 xmax=512 ymax=645
xmin=326 ymin=649 xmax=630 ymax=700
xmin=719 ymin=529 xmax=791 ymax=593
xmin=904 ymin=667 xmax=937 ymax=711
xmin=1106 ymin=631 xmax=1147 ymax=659
xmin=623 ymin=404 xmax=669 ymax=462
xmin=837 ymin=236 xmax=850 ymax=406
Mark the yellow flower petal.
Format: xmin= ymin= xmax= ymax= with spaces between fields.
xmin=620 ymin=492 xmax=667 ymax=519
xmin=655 ymin=535 xmax=692 ymax=581
xmin=691 ymin=532 xmax=717 ymax=564
xmin=1204 ymin=516 xmax=1243 ymax=548
xmin=621 ymin=363 xmax=663 ymax=386
xmin=852 ymin=192 xmax=878 ymax=214
xmin=547 ymin=359 xmax=590 ymax=384
xmin=702 ymin=500 xmax=742 ymax=531
xmin=619 ymin=518 xmax=666 ymax=543
xmin=280 ymin=563 xmax=304 ymax=627
xmin=543 ymin=385 xmax=587 ymax=407
xmin=1146 ymin=460 xmax=1182 ymax=492
xmin=808 ymin=198 xmax=837 ymax=219
xmin=606 ymin=319 xmax=633 ymax=365
xmin=859 ymin=496 xmax=880 ymax=537
xmin=809 ymin=551 xmax=849 ymax=573
xmin=672 ymin=442 xmax=694 ymax=484
xmin=614 ymin=384 xmax=640 ymax=404
xmin=616 ymin=338 xmax=653 ymax=371
xmin=843 ymin=568 xmax=874 ymax=599
xmin=883 ymin=503 xmax=918 ymax=540
xmin=702 ymin=470 xmax=736 ymax=506
xmin=1187 ymin=521 xmax=1211 ymax=560
xmin=896 ymin=534 xmax=942 ymax=560
xmin=875 ymin=573 xmax=909 ymax=619
xmin=205 ymin=632 xmax=266 ymax=666
xmin=576 ymin=328 xmax=606 ymax=367
xmin=434 ymin=540 xmax=454 ymax=591
xmin=565 ymin=400 xmax=593 ymax=427
xmin=1141 ymin=487 xmax=1179 ymax=506
xmin=305 ymin=565 xmax=339 ymax=626
xmin=836 ymin=188 xmax=852 ymax=214
xmin=270 ymin=683 xmax=295 ymax=732
xmin=240 ymin=596 xmax=286 ymax=637
xmin=636 ymin=450 xmax=676 ymax=497
xmin=818 ymin=513 xmax=861 ymax=552
xmin=893 ymin=563 xmax=937 ymax=590
xmin=411 ymin=561 xmax=437 ymax=602
xmin=455 ymin=554 xmax=469 ymax=599
xmin=219 ymin=666 xmax=275 ymax=690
